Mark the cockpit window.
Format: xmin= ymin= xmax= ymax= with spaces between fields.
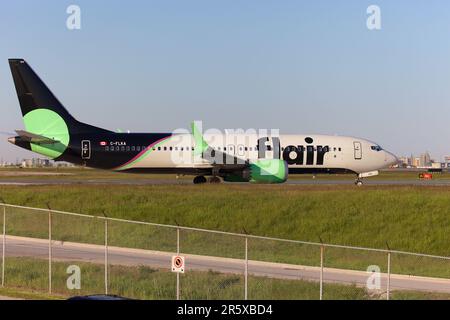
xmin=371 ymin=145 xmax=383 ymax=152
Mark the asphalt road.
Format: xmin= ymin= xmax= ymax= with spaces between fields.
xmin=0 ymin=295 xmax=22 ymax=300
xmin=0 ymin=178 xmax=449 ymax=186
xmin=2 ymin=236 xmax=449 ymax=294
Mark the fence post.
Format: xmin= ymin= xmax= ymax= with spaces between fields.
xmin=320 ymin=245 xmax=324 ymax=300
xmin=2 ymin=203 xmax=5 ymax=288
xmin=387 ymin=251 xmax=391 ymax=300
xmin=176 ymin=227 xmax=180 ymax=301
xmin=103 ymin=214 xmax=109 ymax=295
xmin=245 ymin=236 xmax=248 ymax=300
xmin=47 ymin=203 xmax=52 ymax=294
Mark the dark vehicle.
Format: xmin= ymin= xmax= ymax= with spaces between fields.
xmin=68 ymin=294 xmax=132 ymax=301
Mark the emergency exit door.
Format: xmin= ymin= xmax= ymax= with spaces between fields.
xmin=81 ymin=140 xmax=91 ymax=159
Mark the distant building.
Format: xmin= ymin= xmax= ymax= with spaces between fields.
xmin=55 ymin=162 xmax=76 ymax=168
xmin=20 ymin=158 xmax=54 ymax=168
xmin=396 ymin=154 xmax=449 ymax=169
xmin=398 ymin=156 xmax=410 ymax=167
xmin=431 ymin=162 xmax=442 ymax=169
xmin=22 ymin=159 xmax=33 ymax=167
xmin=419 ymin=152 xmax=431 ymax=167
xmin=445 ymin=156 xmax=450 ymax=168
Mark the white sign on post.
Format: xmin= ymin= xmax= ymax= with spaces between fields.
xmin=172 ymin=255 xmax=185 ymax=273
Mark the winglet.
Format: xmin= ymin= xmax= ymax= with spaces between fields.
xmin=191 ymin=121 xmax=209 ymax=156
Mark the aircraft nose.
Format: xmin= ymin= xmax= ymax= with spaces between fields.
xmin=7 ymin=137 xmax=16 ymax=145
xmin=384 ymin=151 xmax=398 ymax=167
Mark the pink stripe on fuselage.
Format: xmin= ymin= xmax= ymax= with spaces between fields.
xmin=114 ymin=135 xmax=171 ymax=170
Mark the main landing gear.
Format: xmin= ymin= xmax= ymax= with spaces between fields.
xmin=355 ymin=178 xmax=364 ymax=186
xmin=193 ymin=176 xmax=222 ymax=184
xmin=209 ymin=176 xmax=222 ymax=184
xmin=193 ymin=176 xmax=207 ymax=184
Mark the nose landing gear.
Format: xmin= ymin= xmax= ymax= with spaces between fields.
xmin=355 ymin=171 xmax=379 ymax=186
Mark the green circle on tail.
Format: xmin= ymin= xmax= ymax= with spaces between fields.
xmin=23 ymin=108 xmax=70 ymax=159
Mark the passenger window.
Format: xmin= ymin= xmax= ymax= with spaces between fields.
xmin=126 ymin=146 xmax=130 ymax=151
xmin=131 ymin=146 xmax=135 ymax=151
xmin=158 ymin=147 xmax=161 ymax=151
xmin=116 ymin=146 xmax=120 ymax=151
xmin=338 ymin=148 xmax=342 ymax=152
xmin=105 ymin=146 xmax=109 ymax=151
xmin=120 ymin=146 xmax=125 ymax=151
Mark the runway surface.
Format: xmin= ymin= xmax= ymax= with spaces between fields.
xmin=0 ymin=178 xmax=449 ymax=186
xmin=2 ymin=236 xmax=450 ymax=294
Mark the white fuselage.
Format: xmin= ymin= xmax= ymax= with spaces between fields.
xmin=115 ymin=133 xmax=398 ymax=175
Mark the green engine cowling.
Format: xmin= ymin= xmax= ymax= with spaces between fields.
xmin=224 ymin=159 xmax=288 ymax=184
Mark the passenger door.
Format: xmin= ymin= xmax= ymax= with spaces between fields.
xmin=353 ymin=141 xmax=362 ymax=160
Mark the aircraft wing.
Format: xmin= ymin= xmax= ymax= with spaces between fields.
xmin=191 ymin=122 xmax=248 ymax=172
xmin=15 ymin=130 xmax=60 ymax=144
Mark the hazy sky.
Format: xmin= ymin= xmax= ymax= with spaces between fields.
xmin=1 ymin=0 xmax=449 ymax=162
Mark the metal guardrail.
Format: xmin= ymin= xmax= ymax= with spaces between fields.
xmin=1 ymin=203 xmax=449 ymax=300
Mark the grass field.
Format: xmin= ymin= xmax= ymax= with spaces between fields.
xmin=0 ymin=179 xmax=449 ymax=278
xmin=0 ymin=182 xmax=448 ymax=255
xmin=0 ymin=168 xmax=449 ymax=298
xmin=3 ymin=257 xmax=449 ymax=300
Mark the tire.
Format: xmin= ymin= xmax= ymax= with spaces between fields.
xmin=193 ymin=176 xmax=207 ymax=184
xmin=209 ymin=176 xmax=222 ymax=184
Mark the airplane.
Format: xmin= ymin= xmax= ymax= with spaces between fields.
xmin=7 ymin=59 xmax=398 ymax=185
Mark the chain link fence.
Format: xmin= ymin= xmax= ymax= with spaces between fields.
xmin=1 ymin=203 xmax=449 ymax=300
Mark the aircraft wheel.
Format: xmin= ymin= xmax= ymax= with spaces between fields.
xmin=355 ymin=179 xmax=363 ymax=186
xmin=193 ymin=176 xmax=207 ymax=184
xmin=209 ymin=176 xmax=222 ymax=184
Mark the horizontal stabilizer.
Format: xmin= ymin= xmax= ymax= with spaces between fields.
xmin=15 ymin=130 xmax=60 ymax=144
